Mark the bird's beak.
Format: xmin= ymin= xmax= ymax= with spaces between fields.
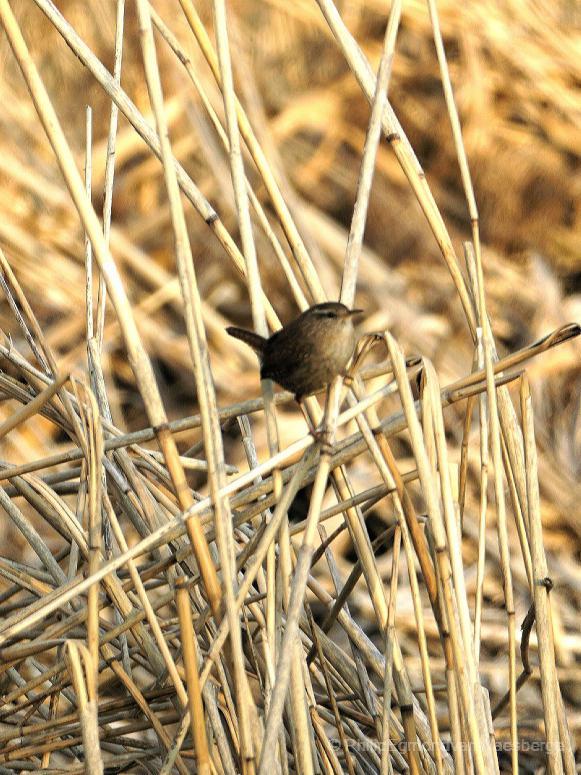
xmin=348 ymin=308 xmax=364 ymax=318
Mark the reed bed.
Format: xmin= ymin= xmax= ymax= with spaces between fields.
xmin=0 ymin=1 xmax=579 ymax=773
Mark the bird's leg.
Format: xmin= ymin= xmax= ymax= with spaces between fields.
xmin=299 ymin=392 xmax=333 ymax=454
xmin=316 ymin=386 xmax=332 ymax=452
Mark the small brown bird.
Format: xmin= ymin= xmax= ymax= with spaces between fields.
xmin=226 ymin=302 xmax=363 ymax=402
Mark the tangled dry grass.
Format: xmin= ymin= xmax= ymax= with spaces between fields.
xmin=0 ymin=0 xmax=579 ymax=773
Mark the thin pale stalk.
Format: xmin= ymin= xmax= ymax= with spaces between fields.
xmin=341 ymin=0 xmax=401 ymax=307
xmin=150 ymin=6 xmax=306 ymax=314
xmin=521 ymin=378 xmax=569 ymax=774
xmin=176 ymin=579 xmax=211 ymax=775
xmin=386 ymin=332 xmax=490 ymax=775
xmin=314 ymin=0 xmax=476 ymax=333
xmin=457 ymin=393 xmax=475 ymax=522
xmin=84 ymin=105 xmax=93 ymax=340
xmin=381 ymin=526 xmax=400 ymax=775
xmin=30 ymin=0 xmax=279 ymax=329
xmin=212 ymin=0 xmax=263 ymax=337
xmin=208 ymin=5 xmax=284 ymax=719
xmin=426 ymin=0 xmax=478 ymax=221
xmin=465 ymin=238 xmax=519 ymax=773
xmin=258 ymin=378 xmax=343 ymax=775
xmin=96 ymin=0 xmax=125 ymax=347
xmin=400 ymin=511 xmax=443 ymax=774
xmin=104 ymin=495 xmax=188 ymax=706
xmin=177 ymin=0 xmax=325 ymax=302
xmin=0 ymin=370 xmax=68 ymax=442
xmin=134 ymin=3 xmax=258 ymax=767
xmin=81 ymin=385 xmax=103 ymax=683
xmin=65 ymin=642 xmax=103 ymax=775
xmin=426 ymin=361 xmax=492 ymax=721
xmin=474 ymin=331 xmax=488 ymax=660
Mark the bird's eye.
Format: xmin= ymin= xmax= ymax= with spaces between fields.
xmin=323 ymin=311 xmax=336 ymax=318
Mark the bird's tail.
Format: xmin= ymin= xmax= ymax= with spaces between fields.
xmin=226 ymin=326 xmax=267 ymax=355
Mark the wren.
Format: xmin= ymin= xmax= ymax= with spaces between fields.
xmin=226 ymin=302 xmax=363 ymax=402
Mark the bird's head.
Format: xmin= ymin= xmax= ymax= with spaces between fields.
xmin=308 ymin=302 xmax=363 ymax=321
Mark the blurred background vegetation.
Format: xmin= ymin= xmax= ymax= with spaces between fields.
xmin=0 ymin=0 xmax=580 ymax=767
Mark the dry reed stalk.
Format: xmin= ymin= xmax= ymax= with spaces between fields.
xmin=133 ymin=6 xmax=258 ymax=768
xmin=96 ymin=0 xmax=125 ymax=347
xmin=0 ymin=0 xmax=224 ymax=618
xmin=469 ymin=240 xmax=519 ymax=772
xmin=0 ymin=0 xmax=577 ymax=772
xmin=175 ymin=577 xmax=211 ymax=775
xmin=391 ymin=334 xmax=490 ymax=772
xmin=30 ymin=0 xmax=280 ymax=329
xmin=64 ymin=641 xmax=103 ymax=775
xmin=0 ymin=333 xmax=568 ymax=612
xmin=314 ymin=0 xmax=477 ymax=334
xmin=521 ymin=377 xmax=574 ymax=775
xmin=178 ymin=0 xmax=326 ymax=303
xmin=208 ymin=3 xmax=290 ymax=749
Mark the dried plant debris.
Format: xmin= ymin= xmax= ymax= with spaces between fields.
xmin=0 ymin=1 xmax=579 ymax=773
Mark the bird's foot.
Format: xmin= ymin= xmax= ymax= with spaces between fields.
xmin=311 ymin=425 xmax=333 ymax=455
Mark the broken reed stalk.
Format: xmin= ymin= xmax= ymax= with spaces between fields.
xmin=0 ymin=0 xmax=576 ymax=773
